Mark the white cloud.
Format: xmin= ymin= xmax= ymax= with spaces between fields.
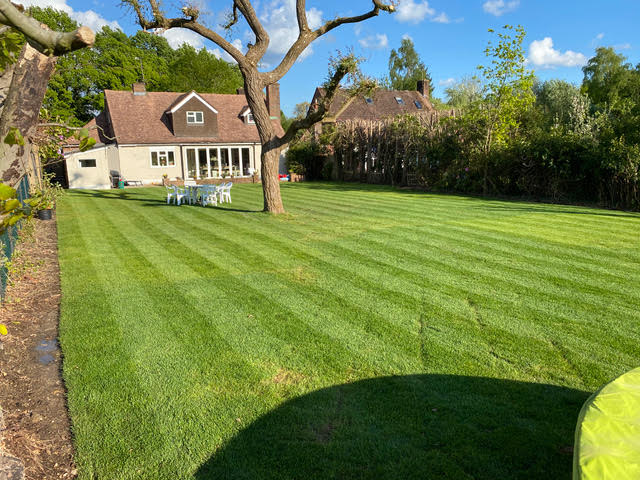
xmin=358 ymin=33 xmax=389 ymax=50
xmin=615 ymin=43 xmax=632 ymax=50
xmin=259 ymin=0 xmax=323 ymax=61
xmin=596 ymin=33 xmax=605 ymax=40
xmin=396 ymin=0 xmax=434 ymax=23
xmin=439 ymin=78 xmax=456 ymax=87
xmin=528 ymin=37 xmax=587 ymax=68
xmin=161 ymin=28 xmax=205 ymax=49
xmin=432 ymin=13 xmax=451 ymax=24
xmin=395 ymin=0 xmax=453 ymax=24
xmin=20 ymin=0 xmax=121 ymax=31
xmin=71 ymin=10 xmax=120 ymax=31
xmin=482 ymin=0 xmax=520 ymax=16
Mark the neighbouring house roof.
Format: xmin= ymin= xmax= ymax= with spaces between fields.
xmin=73 ymin=89 xmax=283 ymax=147
xmin=311 ymin=87 xmax=435 ymax=123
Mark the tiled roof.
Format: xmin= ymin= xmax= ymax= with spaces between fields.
xmin=85 ymin=90 xmax=283 ymax=145
xmin=313 ymin=88 xmax=435 ymax=122
xmin=65 ymin=111 xmax=113 ymax=146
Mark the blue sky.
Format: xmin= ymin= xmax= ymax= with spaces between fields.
xmin=31 ymin=0 xmax=639 ymax=116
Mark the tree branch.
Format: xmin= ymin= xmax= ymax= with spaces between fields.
xmin=233 ymin=0 xmax=269 ymax=64
xmin=0 ymin=0 xmax=95 ymax=55
xmin=296 ymin=0 xmax=309 ymax=32
xmin=38 ymin=122 xmax=117 ymax=141
xmin=275 ymin=56 xmax=356 ymax=147
xmin=262 ymin=0 xmax=395 ymax=85
xmin=122 ymin=0 xmax=246 ymax=66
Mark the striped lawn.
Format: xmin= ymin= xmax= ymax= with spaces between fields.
xmin=57 ymin=183 xmax=640 ymax=480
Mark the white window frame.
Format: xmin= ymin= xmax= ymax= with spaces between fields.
xmin=246 ymin=113 xmax=255 ymax=124
xmin=78 ymin=158 xmax=97 ymax=168
xmin=149 ymin=147 xmax=176 ymax=168
xmin=184 ymin=146 xmax=254 ymax=179
xmin=186 ymin=111 xmax=204 ymax=124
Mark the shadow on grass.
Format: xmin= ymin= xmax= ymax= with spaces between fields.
xmin=66 ymin=189 xmax=261 ymax=213
xmin=195 ymin=374 xmax=587 ymax=480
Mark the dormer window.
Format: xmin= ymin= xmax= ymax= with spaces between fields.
xmin=186 ymin=111 xmax=204 ymax=124
xmin=247 ymin=113 xmax=255 ymax=124
xmin=365 ymin=97 xmax=373 ymax=105
xmin=395 ymin=97 xmax=405 ymax=105
xmin=414 ymin=100 xmax=423 ymax=109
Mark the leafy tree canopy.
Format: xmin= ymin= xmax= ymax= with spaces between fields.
xmin=387 ymin=37 xmax=433 ymax=93
xmin=582 ymin=47 xmax=635 ymax=109
xmin=29 ymin=7 xmax=243 ymax=125
xmin=445 ymin=76 xmax=482 ymax=108
xmin=534 ymin=79 xmax=591 ymax=134
xmin=167 ymin=44 xmax=242 ymax=95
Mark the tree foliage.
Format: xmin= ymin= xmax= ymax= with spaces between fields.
xmin=445 ymin=77 xmax=482 ymax=108
xmin=323 ymin=36 xmax=639 ymax=210
xmin=477 ymin=25 xmax=535 ymax=151
xmin=387 ymin=37 xmax=433 ymax=93
xmin=166 ymin=44 xmax=243 ymax=94
xmin=30 ymin=7 xmax=243 ymax=125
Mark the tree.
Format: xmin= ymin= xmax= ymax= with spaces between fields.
xmin=0 ymin=0 xmax=94 ymax=185
xmin=125 ymin=0 xmax=396 ymax=213
xmin=445 ymin=76 xmax=482 ymax=109
xmin=387 ymin=37 xmax=432 ymax=93
xmin=292 ymin=101 xmax=311 ymax=119
xmin=475 ymin=24 xmax=535 ymax=193
xmin=34 ymin=7 xmax=244 ymax=125
xmin=582 ymin=47 xmax=634 ymax=109
xmin=166 ymin=44 xmax=242 ymax=94
xmin=534 ymin=79 xmax=591 ymax=134
xmin=581 ymin=48 xmax=640 ymax=207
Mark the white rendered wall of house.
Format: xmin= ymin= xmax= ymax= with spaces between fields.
xmin=65 ymin=147 xmax=111 ymax=189
xmin=117 ymin=145 xmax=183 ymax=183
xmin=106 ymin=145 xmax=120 ymax=174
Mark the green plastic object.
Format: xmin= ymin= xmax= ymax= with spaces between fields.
xmin=573 ymin=367 xmax=640 ymax=479
xmin=118 ymin=180 xmax=124 ymax=189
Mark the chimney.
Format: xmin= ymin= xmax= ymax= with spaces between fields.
xmin=266 ymin=83 xmax=280 ymax=119
xmin=132 ymin=82 xmax=146 ymax=95
xmin=417 ymin=79 xmax=429 ymax=99
xmin=236 ymin=87 xmax=245 ymax=96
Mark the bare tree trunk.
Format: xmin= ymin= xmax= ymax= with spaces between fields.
xmin=0 ymin=44 xmax=56 ymax=186
xmin=241 ymin=69 xmax=285 ymax=213
xmin=260 ymin=143 xmax=284 ymax=214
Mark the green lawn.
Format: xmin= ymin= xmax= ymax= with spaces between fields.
xmin=57 ymin=183 xmax=640 ymax=479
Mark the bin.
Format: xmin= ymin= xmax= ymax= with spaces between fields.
xmin=118 ymin=180 xmax=125 ymax=189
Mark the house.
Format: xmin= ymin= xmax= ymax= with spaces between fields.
xmin=64 ymin=82 xmax=285 ymax=189
xmin=309 ymin=79 xmax=435 ymax=134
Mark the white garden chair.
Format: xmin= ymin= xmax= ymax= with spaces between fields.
xmin=165 ymin=185 xmax=175 ymax=204
xmin=199 ymin=185 xmax=218 ymax=207
xmin=166 ymin=185 xmax=187 ymax=205
xmin=220 ymin=182 xmax=233 ymax=203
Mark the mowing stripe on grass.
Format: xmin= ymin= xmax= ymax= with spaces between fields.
xmin=57 ymin=184 xmax=639 ymax=480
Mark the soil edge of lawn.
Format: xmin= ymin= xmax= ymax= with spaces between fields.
xmin=0 ymin=214 xmax=77 ymax=480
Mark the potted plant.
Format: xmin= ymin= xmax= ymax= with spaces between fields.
xmin=32 ymin=172 xmax=63 ymax=220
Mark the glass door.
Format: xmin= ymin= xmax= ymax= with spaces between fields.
xmin=198 ymin=148 xmax=209 ymax=179
xmin=221 ymin=149 xmax=231 ymax=178
xmin=242 ymin=148 xmax=251 ymax=176
xmin=209 ymin=148 xmax=220 ymax=178
xmin=186 ymin=149 xmax=197 ymax=179
xmin=231 ymin=148 xmax=240 ymax=177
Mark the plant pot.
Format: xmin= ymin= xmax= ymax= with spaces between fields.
xmin=37 ymin=208 xmax=53 ymax=220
